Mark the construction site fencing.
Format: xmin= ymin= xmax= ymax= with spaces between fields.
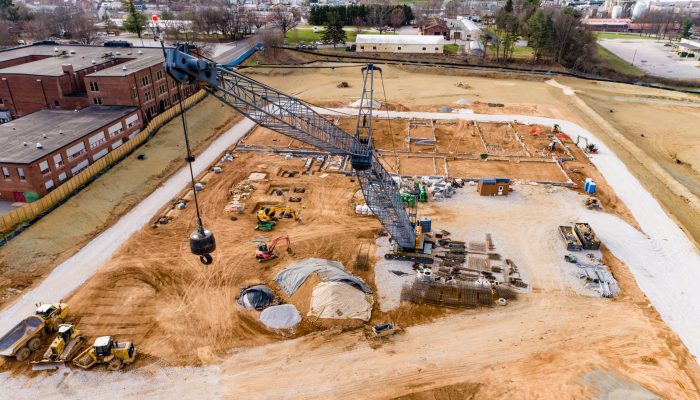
xmin=0 ymin=90 xmax=207 ymax=236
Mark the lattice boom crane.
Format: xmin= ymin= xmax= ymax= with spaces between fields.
xmin=164 ymin=45 xmax=432 ymax=262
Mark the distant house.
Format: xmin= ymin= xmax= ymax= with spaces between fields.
xmin=446 ymin=17 xmax=482 ymax=42
xmin=420 ymin=18 xmax=450 ymax=39
xmin=355 ymin=35 xmax=445 ymax=54
xmin=581 ymin=18 xmax=631 ymax=32
xmin=477 ymin=178 xmax=510 ymax=196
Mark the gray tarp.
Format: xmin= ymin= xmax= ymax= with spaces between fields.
xmin=274 ymin=258 xmax=372 ymax=296
xmin=236 ymin=285 xmax=276 ymax=310
xmin=259 ymin=304 xmax=302 ymax=330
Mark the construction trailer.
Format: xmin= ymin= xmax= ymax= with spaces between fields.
xmin=478 ymin=178 xmax=510 ymax=196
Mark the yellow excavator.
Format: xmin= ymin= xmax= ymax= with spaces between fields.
xmin=256 ymin=206 xmax=298 ymax=231
xmin=31 ymin=323 xmax=86 ymax=370
xmin=73 ymin=336 xmax=136 ymax=371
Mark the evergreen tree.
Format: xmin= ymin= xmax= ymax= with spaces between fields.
xmin=123 ymin=0 xmax=146 ymax=38
xmin=681 ymin=19 xmax=692 ymax=39
xmin=528 ymin=9 xmax=555 ymax=61
xmin=322 ymin=11 xmax=346 ymax=48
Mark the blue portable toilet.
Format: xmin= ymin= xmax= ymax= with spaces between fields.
xmin=587 ymin=182 xmax=597 ymax=194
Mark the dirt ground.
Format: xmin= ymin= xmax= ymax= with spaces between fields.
xmin=0 ymin=96 xmax=240 ymax=309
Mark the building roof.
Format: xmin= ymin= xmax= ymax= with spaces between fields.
xmin=355 ymin=34 xmax=445 ymax=45
xmin=446 ymin=18 xmax=482 ymax=33
xmin=0 ymin=45 xmax=164 ymax=77
xmin=0 ymin=105 xmax=138 ymax=164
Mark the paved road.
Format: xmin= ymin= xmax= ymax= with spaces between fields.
xmin=599 ymin=39 xmax=700 ymax=80
xmin=0 ymin=118 xmax=256 ymax=338
xmin=213 ymin=37 xmax=257 ymax=65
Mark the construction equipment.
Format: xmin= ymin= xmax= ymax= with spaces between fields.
xmin=256 ymin=235 xmax=293 ymax=262
xmin=564 ymin=254 xmax=578 ymax=263
xmin=73 ymin=336 xmax=136 ymax=371
xmin=35 ymin=302 xmax=69 ymax=332
xmin=585 ymin=196 xmax=601 ymax=210
xmin=372 ymin=323 xmax=399 ymax=337
xmin=256 ymin=206 xmax=298 ymax=231
xmin=416 ymin=182 xmax=427 ymax=202
xmin=552 ymin=124 xmax=561 ymax=134
xmin=400 ymin=192 xmax=416 ymax=207
xmin=0 ymin=316 xmax=46 ymax=362
xmin=164 ymin=44 xmax=433 ymax=263
xmin=575 ymin=136 xmax=599 ymax=154
xmin=31 ymin=323 xmax=86 ymax=371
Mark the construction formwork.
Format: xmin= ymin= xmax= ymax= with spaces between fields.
xmin=400 ymin=279 xmax=494 ymax=308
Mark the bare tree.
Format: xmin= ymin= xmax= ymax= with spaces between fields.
xmin=260 ymin=28 xmax=283 ymax=62
xmin=389 ymin=7 xmax=405 ymax=28
xmin=367 ymin=2 xmax=393 ymax=34
xmin=270 ymin=5 xmax=299 ymax=36
xmin=71 ymin=10 xmax=100 ymax=44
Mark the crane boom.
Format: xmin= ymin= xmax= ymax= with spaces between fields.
xmin=164 ymin=45 xmax=417 ymax=250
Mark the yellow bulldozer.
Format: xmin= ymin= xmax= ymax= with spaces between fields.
xmin=31 ymin=323 xmax=86 ymax=370
xmin=73 ymin=336 xmax=136 ymax=371
xmin=256 ymin=206 xmax=299 ymax=231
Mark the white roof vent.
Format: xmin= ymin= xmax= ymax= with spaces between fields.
xmin=122 ymin=65 xmax=127 ymax=71
xmin=59 ymin=130 xmax=63 ymax=135
xmin=42 ymin=133 xmax=47 ymax=138
xmin=137 ymin=50 xmax=143 ymax=55
xmin=36 ymin=143 xmax=43 ymax=149
xmin=23 ymin=141 xmax=27 ymax=146
xmin=91 ymin=59 xmax=96 ymax=64
xmin=53 ymin=47 xmax=59 ymax=53
xmin=69 ymin=50 xmax=76 ymax=55
xmin=115 ymin=51 xmax=121 ymax=55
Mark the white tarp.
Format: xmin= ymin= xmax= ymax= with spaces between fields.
xmin=308 ymin=282 xmax=373 ymax=321
xmin=275 ymin=258 xmax=372 ymax=296
xmin=349 ymin=98 xmax=382 ymax=109
xmin=259 ymin=304 xmax=301 ymax=330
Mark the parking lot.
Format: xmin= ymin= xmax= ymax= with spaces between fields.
xmin=599 ymin=38 xmax=700 ymax=80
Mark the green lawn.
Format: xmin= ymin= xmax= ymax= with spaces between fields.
xmin=487 ymin=45 xmax=534 ymax=60
xmin=285 ymin=28 xmax=394 ymax=45
xmin=444 ymin=43 xmax=459 ymax=55
xmin=596 ymin=44 xmax=646 ymax=77
xmin=594 ymin=32 xmax=661 ymax=40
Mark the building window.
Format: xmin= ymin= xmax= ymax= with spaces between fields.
xmin=93 ymin=97 xmax=103 ymax=105
xmin=158 ymin=84 xmax=167 ymax=95
xmin=422 ymin=47 xmax=426 ymax=51
xmin=156 ymin=70 xmax=164 ymax=80
xmin=39 ymin=160 xmax=50 ymax=173
xmin=54 ymin=100 xmax=59 ymax=107
xmin=89 ymin=81 xmax=100 ymax=91
xmin=435 ymin=47 xmax=438 ymax=51
xmin=372 ymin=46 xmax=376 ymax=50
xmin=17 ymin=167 xmax=25 ymax=180
xmin=144 ymin=91 xmax=154 ymax=101
xmin=58 ymin=172 xmax=67 ymax=182
xmin=108 ymin=122 xmax=124 ymax=137
xmin=397 ymin=47 xmax=401 ymax=50
xmin=141 ymin=75 xmax=151 ymax=87
xmin=360 ymin=46 xmax=364 ymax=50
xmin=2 ymin=167 xmax=9 ymax=179
xmin=132 ymin=87 xmax=138 ymax=98
xmin=54 ymin=154 xmax=63 ymax=168
xmin=0 ymin=98 xmax=4 ymax=105
xmin=45 ymin=179 xmax=54 ymax=191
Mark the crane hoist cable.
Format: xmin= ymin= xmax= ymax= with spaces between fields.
xmin=154 ymin=26 xmax=216 ymax=266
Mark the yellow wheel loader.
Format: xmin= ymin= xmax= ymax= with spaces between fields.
xmin=31 ymin=323 xmax=86 ymax=371
xmin=34 ymin=302 xmax=69 ymax=332
xmin=73 ymin=336 xmax=136 ymax=371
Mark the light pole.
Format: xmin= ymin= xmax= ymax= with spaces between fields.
xmin=631 ymin=48 xmax=638 ymax=65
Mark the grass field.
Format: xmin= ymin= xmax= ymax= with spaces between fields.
xmin=444 ymin=43 xmax=459 ymax=55
xmin=285 ymin=28 xmax=394 ymax=45
xmin=487 ymin=45 xmax=534 ymax=60
xmin=595 ymin=32 xmax=661 ymax=41
xmin=596 ymin=44 xmax=646 ymax=77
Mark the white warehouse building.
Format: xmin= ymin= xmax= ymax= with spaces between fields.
xmin=355 ymin=35 xmax=445 ymax=54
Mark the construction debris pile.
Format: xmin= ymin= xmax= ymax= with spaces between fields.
xmin=401 ymin=234 xmax=526 ymax=308
xmin=559 ymin=223 xmax=618 ymax=298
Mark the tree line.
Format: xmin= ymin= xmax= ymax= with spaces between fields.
xmin=493 ymin=0 xmax=597 ymax=72
xmin=309 ymin=4 xmax=413 ymax=30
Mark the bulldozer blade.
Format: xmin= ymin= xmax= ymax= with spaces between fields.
xmin=31 ymin=360 xmax=65 ymax=371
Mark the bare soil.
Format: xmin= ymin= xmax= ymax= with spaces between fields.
xmin=0 ymin=96 xmax=241 ymax=309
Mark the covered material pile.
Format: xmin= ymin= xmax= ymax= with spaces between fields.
xmin=308 ymin=282 xmax=373 ymax=321
xmin=275 ymin=258 xmax=372 ymax=295
xmin=259 ymin=304 xmax=302 ymax=330
xmin=236 ymin=285 xmax=276 ymax=310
